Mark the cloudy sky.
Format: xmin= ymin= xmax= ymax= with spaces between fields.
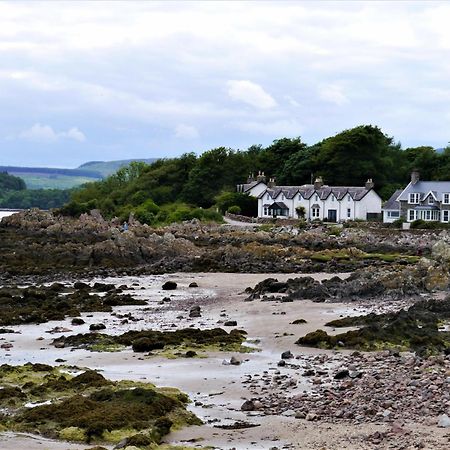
xmin=1 ymin=1 xmax=450 ymax=167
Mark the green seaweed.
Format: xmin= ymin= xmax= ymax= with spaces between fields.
xmin=298 ymin=297 xmax=450 ymax=356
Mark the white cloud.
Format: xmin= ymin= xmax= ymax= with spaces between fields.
xmin=227 ymin=80 xmax=277 ymax=109
xmin=20 ymin=123 xmax=86 ymax=143
xmin=174 ymin=124 xmax=199 ymax=139
xmin=318 ymin=84 xmax=349 ymax=106
xmin=63 ymin=127 xmax=86 ymax=142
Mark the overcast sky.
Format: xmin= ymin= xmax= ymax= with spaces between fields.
xmin=1 ymin=1 xmax=450 ymax=167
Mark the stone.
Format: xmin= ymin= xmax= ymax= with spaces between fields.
xmin=162 ymin=281 xmax=177 ymax=290
xmin=189 ymin=306 xmax=201 ymax=318
xmin=89 ymin=323 xmax=106 ymax=331
xmin=241 ymin=400 xmax=255 ymax=411
xmin=230 ymin=356 xmax=241 ymax=366
xmin=189 ymin=282 xmax=198 ymax=288
xmin=334 ymin=369 xmax=350 ymax=380
xmin=438 ymin=414 xmax=450 ymax=428
xmin=224 ymin=320 xmax=238 ymax=326
xmin=281 ymin=350 xmax=294 ymax=360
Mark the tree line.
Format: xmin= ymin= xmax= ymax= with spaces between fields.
xmin=59 ymin=125 xmax=450 ymax=224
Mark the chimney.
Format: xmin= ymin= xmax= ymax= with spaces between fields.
xmin=267 ymin=177 xmax=276 ymax=188
xmin=247 ymin=173 xmax=255 ymax=184
xmin=314 ymin=177 xmax=323 ymax=190
xmin=365 ymin=178 xmax=374 ymax=190
xmin=256 ymin=170 xmax=267 ymax=183
xmin=411 ymin=170 xmax=420 ymax=185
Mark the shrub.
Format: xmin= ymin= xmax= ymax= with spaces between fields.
xmin=227 ymin=205 xmax=241 ymax=215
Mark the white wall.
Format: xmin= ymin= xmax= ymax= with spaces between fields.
xmin=355 ymin=190 xmax=382 ymax=220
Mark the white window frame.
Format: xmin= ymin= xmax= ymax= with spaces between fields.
xmin=281 ymin=193 xmax=285 ymax=200
xmin=263 ymin=207 xmax=268 ymax=216
xmin=266 ymin=194 xmax=270 ymax=200
xmin=408 ymin=209 xmax=416 ymax=222
xmin=409 ymin=193 xmax=420 ymax=204
xmin=428 ymin=196 xmax=435 ymax=205
xmin=347 ymin=195 xmax=351 ymax=202
xmin=443 ymin=193 xmax=450 ymax=204
xmin=311 ymin=207 xmax=320 ymax=219
xmin=347 ymin=208 xmax=351 ymax=218
xmin=442 ymin=210 xmax=449 ymax=223
xmin=387 ymin=211 xmax=400 ymax=218
xmin=315 ymin=194 xmax=319 ymax=201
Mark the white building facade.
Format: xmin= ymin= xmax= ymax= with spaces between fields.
xmin=239 ymin=175 xmax=382 ymax=222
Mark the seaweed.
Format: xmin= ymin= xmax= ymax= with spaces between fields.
xmin=297 ymin=297 xmax=450 ymax=356
xmin=53 ymin=327 xmax=248 ymax=355
xmin=0 ymin=365 xmax=201 ymax=445
xmin=0 ymin=283 xmax=146 ymax=326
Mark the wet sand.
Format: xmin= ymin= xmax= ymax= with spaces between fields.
xmin=1 ymin=272 xmax=448 ymax=449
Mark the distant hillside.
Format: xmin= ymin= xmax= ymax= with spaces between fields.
xmin=78 ymin=159 xmax=157 ymax=177
xmin=0 ymin=159 xmax=157 ymax=190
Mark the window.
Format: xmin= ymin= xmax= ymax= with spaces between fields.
xmin=266 ymin=194 xmax=270 ymax=200
xmin=264 ymin=207 xmax=268 ymax=216
xmin=298 ymin=194 xmax=302 ymax=200
xmin=443 ymin=194 xmax=450 ymax=204
xmin=331 ymin=195 xmax=335 ymax=202
xmin=315 ymin=194 xmax=319 ymax=201
xmin=387 ymin=211 xmax=400 ymax=218
xmin=347 ymin=195 xmax=351 ymax=202
xmin=408 ymin=209 xmax=416 ymax=221
xmin=281 ymin=194 xmax=285 ymax=200
xmin=443 ymin=210 xmax=449 ymax=222
xmin=409 ymin=193 xmax=420 ymax=204
xmin=311 ymin=208 xmax=320 ymax=219
xmin=347 ymin=208 xmax=351 ymax=218
xmin=428 ymin=196 xmax=435 ymax=205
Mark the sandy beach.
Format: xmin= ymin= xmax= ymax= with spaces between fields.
xmin=1 ymin=272 xmax=449 ymax=449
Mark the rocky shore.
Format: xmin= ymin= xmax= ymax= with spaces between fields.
xmin=2 ymin=210 xmax=450 ymax=449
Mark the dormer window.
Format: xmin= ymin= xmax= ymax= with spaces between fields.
xmin=428 ymin=196 xmax=434 ymax=205
xmin=443 ymin=193 xmax=450 ymax=204
xmin=281 ymin=194 xmax=285 ymax=200
xmin=315 ymin=194 xmax=319 ymax=201
xmin=409 ymin=193 xmax=420 ymax=204
xmin=266 ymin=194 xmax=270 ymax=200
xmin=347 ymin=195 xmax=351 ymax=202
xmin=331 ymin=195 xmax=335 ymax=202
xmin=298 ymin=194 xmax=302 ymax=201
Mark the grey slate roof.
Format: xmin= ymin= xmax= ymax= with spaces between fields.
xmin=258 ymin=184 xmax=373 ymax=201
xmin=383 ymin=189 xmax=403 ymax=210
xmin=268 ymin=201 xmax=289 ymax=210
xmin=241 ymin=180 xmax=265 ymax=193
xmin=397 ymin=181 xmax=450 ymax=201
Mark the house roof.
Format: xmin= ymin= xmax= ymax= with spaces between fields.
xmin=259 ymin=184 xmax=374 ymax=202
xmin=268 ymin=201 xmax=289 ymax=210
xmin=383 ymin=189 xmax=403 ymax=210
xmin=397 ymin=181 xmax=450 ymax=201
xmin=241 ymin=180 xmax=266 ymax=193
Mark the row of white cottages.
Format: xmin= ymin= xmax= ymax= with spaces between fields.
xmin=237 ymin=175 xmax=382 ymax=222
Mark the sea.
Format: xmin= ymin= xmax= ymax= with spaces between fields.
xmin=0 ymin=210 xmax=21 ymax=220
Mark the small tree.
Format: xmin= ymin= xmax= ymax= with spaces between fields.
xmin=227 ymin=205 xmax=241 ymax=215
xmin=295 ymin=206 xmax=306 ymax=219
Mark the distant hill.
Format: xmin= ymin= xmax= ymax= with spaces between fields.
xmin=0 ymin=158 xmax=158 ymax=190
xmin=78 ymin=159 xmax=157 ymax=177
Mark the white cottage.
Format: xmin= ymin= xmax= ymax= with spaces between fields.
xmin=238 ymin=174 xmax=382 ymax=222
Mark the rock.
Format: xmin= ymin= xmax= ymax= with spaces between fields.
xmin=189 ymin=282 xmax=198 ymax=288
xmin=89 ymin=323 xmax=106 ymax=331
xmin=162 ymin=281 xmax=177 ymax=290
xmin=334 ymin=369 xmax=350 ymax=380
xmin=281 ymin=350 xmax=294 ymax=360
xmin=306 ymin=413 xmax=317 ymax=421
xmin=277 ymin=360 xmax=286 ymax=367
xmin=241 ymin=400 xmax=255 ymax=411
xmin=71 ymin=318 xmax=85 ymax=326
xmin=230 ymin=356 xmax=241 ymax=366
xmin=438 ymin=414 xmax=450 ymax=428
xmin=189 ymin=306 xmax=201 ymax=318
xmin=224 ymin=320 xmax=237 ymax=326
xmin=185 ymin=350 xmax=197 ymax=358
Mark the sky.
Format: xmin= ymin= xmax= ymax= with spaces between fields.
xmin=1 ymin=1 xmax=450 ymax=168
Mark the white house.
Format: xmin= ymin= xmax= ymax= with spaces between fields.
xmin=382 ymin=171 xmax=450 ymax=223
xmin=238 ymin=174 xmax=382 ymax=222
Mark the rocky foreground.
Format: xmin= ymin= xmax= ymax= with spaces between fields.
xmin=2 ymin=209 xmax=450 ymax=284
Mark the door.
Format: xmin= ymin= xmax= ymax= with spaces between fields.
xmin=327 ymin=209 xmax=337 ymax=222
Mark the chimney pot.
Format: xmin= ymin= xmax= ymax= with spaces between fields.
xmin=411 ymin=170 xmax=420 ymax=185
xmin=365 ymin=178 xmax=375 ymax=190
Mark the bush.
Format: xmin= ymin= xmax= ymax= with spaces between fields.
xmin=227 ymin=205 xmax=241 ymax=215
